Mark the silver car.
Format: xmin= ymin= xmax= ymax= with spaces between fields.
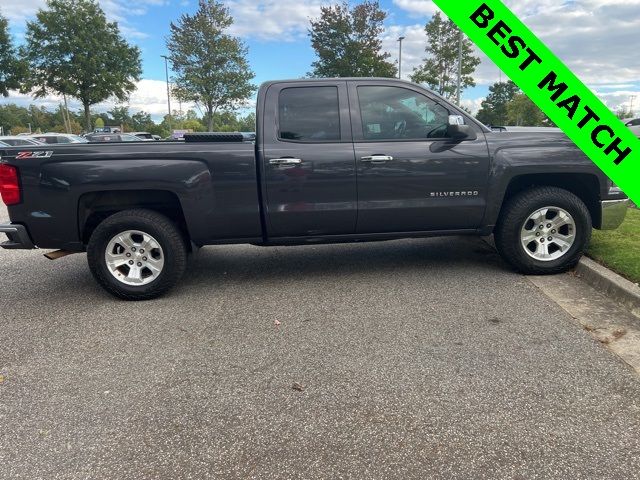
xmin=29 ymin=133 xmax=89 ymax=144
xmin=0 ymin=136 xmax=45 ymax=146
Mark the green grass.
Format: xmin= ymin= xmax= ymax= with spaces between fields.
xmin=588 ymin=207 xmax=640 ymax=285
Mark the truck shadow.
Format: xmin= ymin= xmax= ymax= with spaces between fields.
xmin=180 ymin=236 xmax=510 ymax=289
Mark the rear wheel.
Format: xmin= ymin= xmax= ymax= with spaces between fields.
xmin=87 ymin=209 xmax=187 ymax=300
xmin=495 ymin=187 xmax=592 ymax=275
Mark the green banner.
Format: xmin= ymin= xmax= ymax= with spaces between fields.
xmin=432 ymin=0 xmax=639 ymax=204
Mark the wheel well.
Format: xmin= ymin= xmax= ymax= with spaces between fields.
xmin=501 ymin=173 xmax=602 ymax=228
xmin=79 ymin=190 xmax=190 ymax=246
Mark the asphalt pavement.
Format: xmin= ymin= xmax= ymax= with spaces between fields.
xmin=1 ymin=203 xmax=640 ymax=479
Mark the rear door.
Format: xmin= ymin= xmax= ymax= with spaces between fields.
xmin=348 ymin=81 xmax=490 ymax=234
xmin=261 ymin=81 xmax=356 ymax=238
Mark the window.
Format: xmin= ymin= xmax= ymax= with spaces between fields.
xmin=33 ymin=136 xmax=57 ymax=144
xmin=627 ymin=118 xmax=640 ymax=126
xmin=357 ymin=86 xmax=450 ymax=141
xmin=278 ymin=87 xmax=340 ymax=141
xmin=55 ymin=136 xmax=71 ymax=144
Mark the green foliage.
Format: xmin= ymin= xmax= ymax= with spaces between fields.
xmin=167 ymin=0 xmax=256 ymax=131
xmin=589 ymin=208 xmax=640 ymax=284
xmin=308 ymin=1 xmax=396 ymax=78
xmin=21 ymin=0 xmax=142 ymax=131
xmin=0 ymin=103 xmax=255 ymax=137
xmin=506 ymin=93 xmax=551 ymax=126
xmin=0 ymin=11 xmax=24 ymax=97
xmin=476 ymin=81 xmax=519 ymax=126
xmin=410 ymin=12 xmax=480 ymax=99
xmin=616 ymin=106 xmax=632 ymax=120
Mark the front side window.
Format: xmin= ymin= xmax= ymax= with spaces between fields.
xmin=357 ymin=86 xmax=450 ymax=141
xmin=278 ymin=86 xmax=340 ymax=142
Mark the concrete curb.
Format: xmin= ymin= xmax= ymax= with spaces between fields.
xmin=576 ymin=257 xmax=640 ymax=318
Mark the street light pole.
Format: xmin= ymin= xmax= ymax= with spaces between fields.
xmin=630 ymin=95 xmax=637 ymax=117
xmin=161 ymin=55 xmax=172 ymax=134
xmin=397 ymin=36 xmax=405 ymax=79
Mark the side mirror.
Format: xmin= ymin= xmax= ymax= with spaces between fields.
xmin=447 ymin=115 xmax=477 ymax=140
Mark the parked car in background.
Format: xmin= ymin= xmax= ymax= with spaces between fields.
xmin=0 ymin=136 xmax=45 ymax=146
xmin=84 ymin=133 xmax=141 ymax=142
xmin=30 ymin=133 xmax=89 ymax=144
xmin=130 ymin=132 xmax=156 ymax=141
xmin=94 ymin=126 xmax=121 ymax=134
xmin=624 ymin=118 xmax=640 ymax=127
xmin=0 ymin=140 xmax=8 ymax=147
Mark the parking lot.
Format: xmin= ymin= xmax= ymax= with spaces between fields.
xmin=1 ymin=203 xmax=640 ymax=479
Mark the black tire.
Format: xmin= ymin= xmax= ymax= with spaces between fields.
xmin=87 ymin=209 xmax=187 ymax=300
xmin=495 ymin=186 xmax=592 ymax=275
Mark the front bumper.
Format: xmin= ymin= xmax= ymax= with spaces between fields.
xmin=0 ymin=223 xmax=36 ymax=249
xmin=600 ymin=199 xmax=630 ymax=230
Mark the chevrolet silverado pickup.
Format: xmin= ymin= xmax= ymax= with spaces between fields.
xmin=0 ymin=78 xmax=630 ymax=300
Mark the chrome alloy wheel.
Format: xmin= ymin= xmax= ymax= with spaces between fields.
xmin=520 ymin=206 xmax=576 ymax=262
xmin=104 ymin=230 xmax=165 ymax=286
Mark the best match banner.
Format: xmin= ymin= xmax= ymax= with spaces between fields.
xmin=432 ymin=0 xmax=640 ymax=205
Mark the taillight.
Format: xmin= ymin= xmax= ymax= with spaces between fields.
xmin=0 ymin=164 xmax=21 ymax=206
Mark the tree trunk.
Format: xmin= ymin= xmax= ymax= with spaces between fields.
xmin=83 ymin=102 xmax=91 ymax=133
xmin=206 ymin=103 xmax=216 ymax=132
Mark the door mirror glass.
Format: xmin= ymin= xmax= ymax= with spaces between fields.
xmin=448 ymin=115 xmax=465 ymax=126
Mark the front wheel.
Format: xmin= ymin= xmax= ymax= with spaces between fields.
xmin=87 ymin=209 xmax=188 ymax=300
xmin=495 ymin=187 xmax=592 ymax=275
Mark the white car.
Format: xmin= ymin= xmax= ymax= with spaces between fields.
xmin=29 ymin=133 xmax=89 ymax=144
xmin=0 ymin=136 xmax=45 ymax=146
xmin=624 ymin=118 xmax=640 ymax=127
xmin=130 ymin=132 xmax=156 ymax=141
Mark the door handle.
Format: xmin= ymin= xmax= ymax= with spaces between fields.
xmin=269 ymin=158 xmax=303 ymax=166
xmin=361 ymin=155 xmax=393 ymax=163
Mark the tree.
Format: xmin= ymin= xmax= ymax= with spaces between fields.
xmin=410 ymin=12 xmax=480 ymax=99
xmin=22 ymin=0 xmax=142 ymax=131
xmin=476 ymin=80 xmax=519 ymax=126
xmin=167 ymin=0 xmax=256 ymax=131
xmin=308 ymin=1 xmax=396 ymax=78
xmin=616 ymin=106 xmax=632 ymax=120
xmin=0 ymin=11 xmax=24 ymax=97
xmin=506 ymin=93 xmax=550 ymax=126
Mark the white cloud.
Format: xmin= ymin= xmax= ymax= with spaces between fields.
xmin=461 ymin=97 xmax=485 ymax=115
xmin=392 ymin=0 xmax=438 ymax=17
xmin=0 ymin=0 xmax=166 ymax=38
xmin=392 ymin=0 xmax=640 ymax=86
xmin=226 ymin=0 xmax=326 ymax=40
xmin=381 ymin=24 xmax=425 ymax=80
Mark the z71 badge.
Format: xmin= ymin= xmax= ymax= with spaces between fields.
xmin=16 ymin=151 xmax=54 ymax=159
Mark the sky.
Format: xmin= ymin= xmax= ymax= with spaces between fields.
xmin=1 ymin=0 xmax=639 ymax=121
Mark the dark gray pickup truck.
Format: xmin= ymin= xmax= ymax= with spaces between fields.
xmin=0 ymin=78 xmax=630 ymax=299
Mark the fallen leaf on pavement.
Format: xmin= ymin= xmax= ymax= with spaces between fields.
xmin=274 ymin=320 xmax=281 ymax=326
xmin=292 ymin=382 xmax=305 ymax=392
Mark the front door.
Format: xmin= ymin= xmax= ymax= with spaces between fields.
xmin=348 ymin=82 xmax=490 ymax=234
xmin=261 ymin=82 xmax=356 ymax=238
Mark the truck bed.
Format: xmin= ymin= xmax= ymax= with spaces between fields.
xmin=0 ymin=141 xmax=263 ymax=250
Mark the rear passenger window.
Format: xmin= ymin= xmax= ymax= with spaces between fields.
xmin=278 ymin=87 xmax=340 ymax=142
